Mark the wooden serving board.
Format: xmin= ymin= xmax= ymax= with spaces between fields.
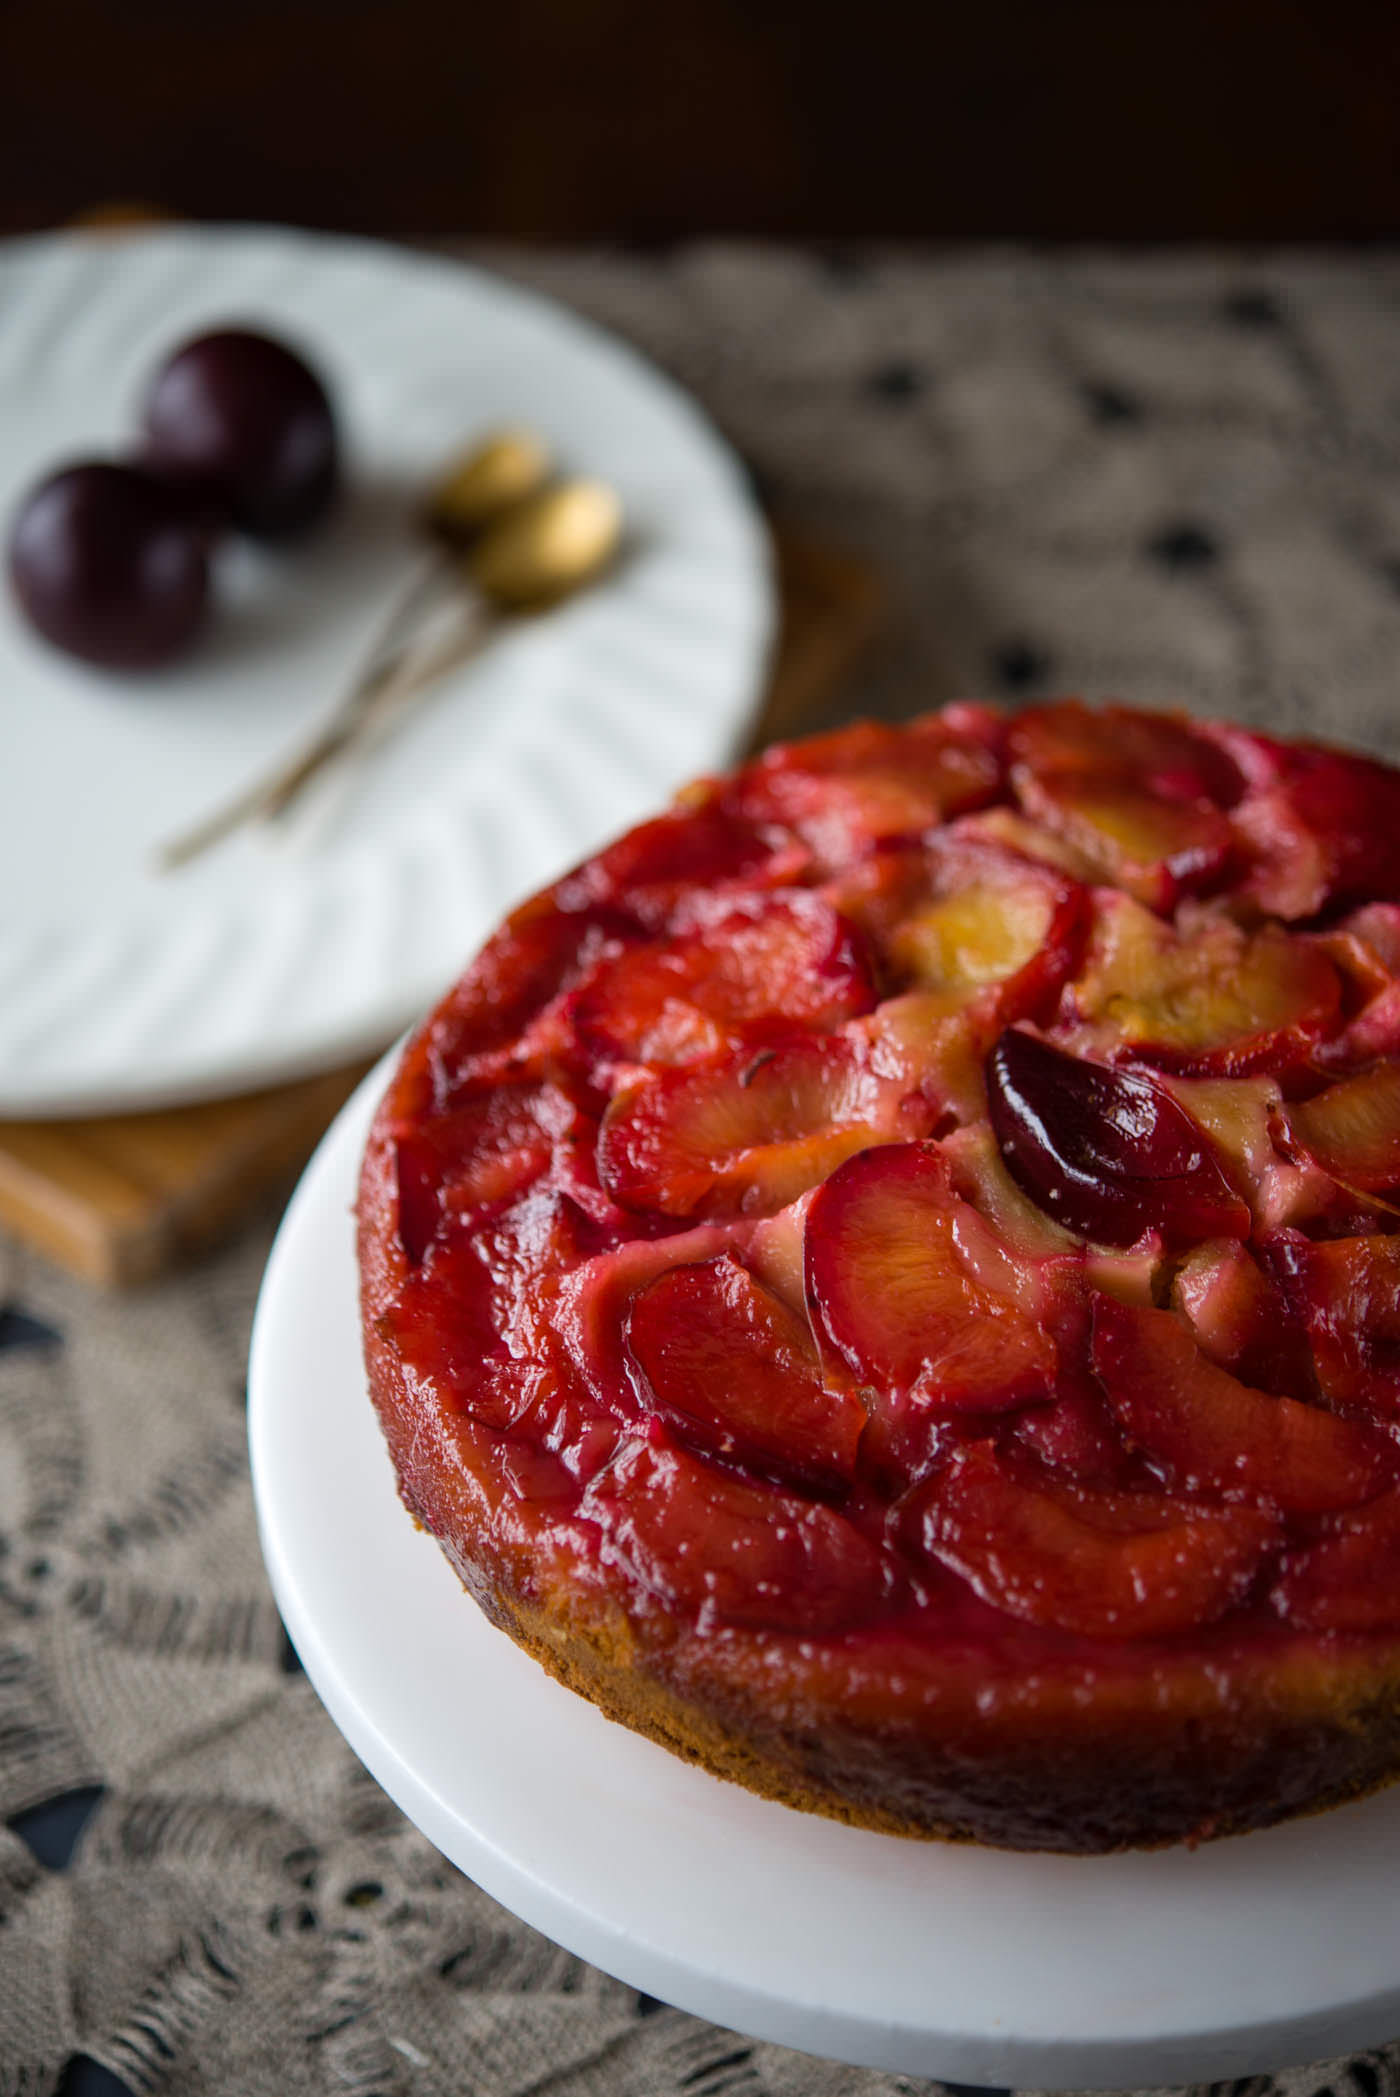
xmin=0 ymin=524 xmax=885 ymax=1287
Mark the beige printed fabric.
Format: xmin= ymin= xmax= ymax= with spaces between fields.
xmin=4 ymin=245 xmax=1400 ymax=2096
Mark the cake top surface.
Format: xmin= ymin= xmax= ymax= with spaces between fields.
xmin=363 ymin=702 xmax=1400 ymax=1667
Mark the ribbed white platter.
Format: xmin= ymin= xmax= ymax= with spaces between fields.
xmin=0 ymin=227 xmax=772 ymax=1115
xmin=251 ymin=1059 xmax=1400 ymax=2089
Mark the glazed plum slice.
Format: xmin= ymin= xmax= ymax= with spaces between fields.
xmin=554 ymin=1222 xmax=735 ymax=1420
xmin=417 ymin=895 xmax=630 ymax=1101
xmin=392 ymin=1077 xmax=580 ymax=1263
xmin=382 ymin=1189 xmax=609 ymax=1435
xmin=1264 ymin=1232 xmax=1400 ymax=1422
xmin=1306 ymin=908 xmax=1400 ymax=1064
xmin=1312 ymin=913 xmax=1400 ymax=1018
xmin=805 ymin=1141 xmax=1058 ymax=1413
xmin=833 ymin=836 xmax=1088 ymax=1026
xmin=583 ymin=1430 xmax=887 ymax=1631
xmin=560 ymin=799 xmax=810 ymax=925
xmin=1339 ymin=904 xmax=1400 ymax=976
xmin=942 ymin=1121 xmax=1081 ymax=1267
xmin=571 ymin=893 xmax=875 ymax=1069
xmin=1172 ymin=1238 xmax=1313 ymax=1396
xmin=1228 ymin=736 xmax=1400 ymax=920
xmin=1271 ymin=1490 xmax=1400 ymax=1632
xmin=987 ymin=1028 xmax=1249 ymax=1248
xmin=1011 ymin=1383 xmax=1129 ymax=1485
xmin=1069 ymin=893 xmax=1341 ymax=1076
xmin=923 ymin=1441 xmax=1279 ymax=1641
xmin=957 ymin=804 xmax=1105 ymax=883
xmin=597 ymin=1033 xmax=933 ymax=1221
xmin=380 ymin=1229 xmax=505 ymax=1400
xmin=728 ymin=713 xmax=1001 ymax=869
xmin=1014 ymin=776 xmax=1234 ymax=912
xmin=1282 ymin=1064 xmax=1400 ymax=1198
xmin=1008 ymin=701 xmax=1241 ymax=909
xmin=1091 ymin=1297 xmax=1392 ymax=1512
xmin=622 ymin=1252 xmax=866 ymax=1490
xmin=1154 ymin=1071 xmax=1369 ymax=1239
xmin=859 ymin=990 xmax=993 ymax=1131
xmin=1156 ymin=1074 xmax=1282 ymax=1212
xmin=1006 ymin=701 xmax=1244 ymax=808
xmin=1324 ymin=981 xmax=1400 ymax=1068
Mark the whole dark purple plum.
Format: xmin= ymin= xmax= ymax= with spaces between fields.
xmin=8 ymin=460 xmax=210 ymax=669
xmin=141 ymin=327 xmax=339 ymax=539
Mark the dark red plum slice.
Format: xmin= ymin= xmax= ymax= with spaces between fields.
xmin=623 ymin=1252 xmax=866 ymax=1490
xmin=986 ymin=1029 xmax=1249 ymax=1248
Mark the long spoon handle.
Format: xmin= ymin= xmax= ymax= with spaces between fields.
xmin=154 ymin=553 xmax=459 ymax=871
xmin=259 ymin=597 xmax=495 ymax=822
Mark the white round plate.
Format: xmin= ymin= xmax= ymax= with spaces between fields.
xmin=0 ymin=226 xmax=771 ymax=1116
xmin=251 ymin=1060 xmax=1400 ymax=2090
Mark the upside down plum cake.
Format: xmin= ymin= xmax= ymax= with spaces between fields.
xmin=358 ymin=701 xmax=1400 ymax=1852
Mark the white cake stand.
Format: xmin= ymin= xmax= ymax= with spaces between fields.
xmin=248 ymin=1060 xmax=1400 ymax=2088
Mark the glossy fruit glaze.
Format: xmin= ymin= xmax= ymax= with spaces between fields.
xmin=359 ymin=702 xmax=1400 ymax=1845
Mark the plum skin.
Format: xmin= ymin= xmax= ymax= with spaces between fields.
xmin=7 ymin=459 xmax=210 ymax=670
xmin=986 ymin=1026 xmax=1250 ymax=1247
xmin=141 ymin=327 xmax=340 ymax=540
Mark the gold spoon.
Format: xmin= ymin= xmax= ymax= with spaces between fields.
xmin=253 ymin=479 xmax=623 ymax=826
xmin=423 ymin=426 xmax=552 ymax=542
xmin=323 ymin=426 xmax=560 ymax=708
xmin=157 ymin=457 xmax=621 ymax=871
xmin=466 ymin=478 xmax=625 ymax=609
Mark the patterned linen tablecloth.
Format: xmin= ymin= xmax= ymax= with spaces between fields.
xmin=4 ymin=244 xmax=1400 ymax=2097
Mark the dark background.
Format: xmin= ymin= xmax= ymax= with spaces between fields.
xmin=3 ymin=0 xmax=1400 ymax=243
